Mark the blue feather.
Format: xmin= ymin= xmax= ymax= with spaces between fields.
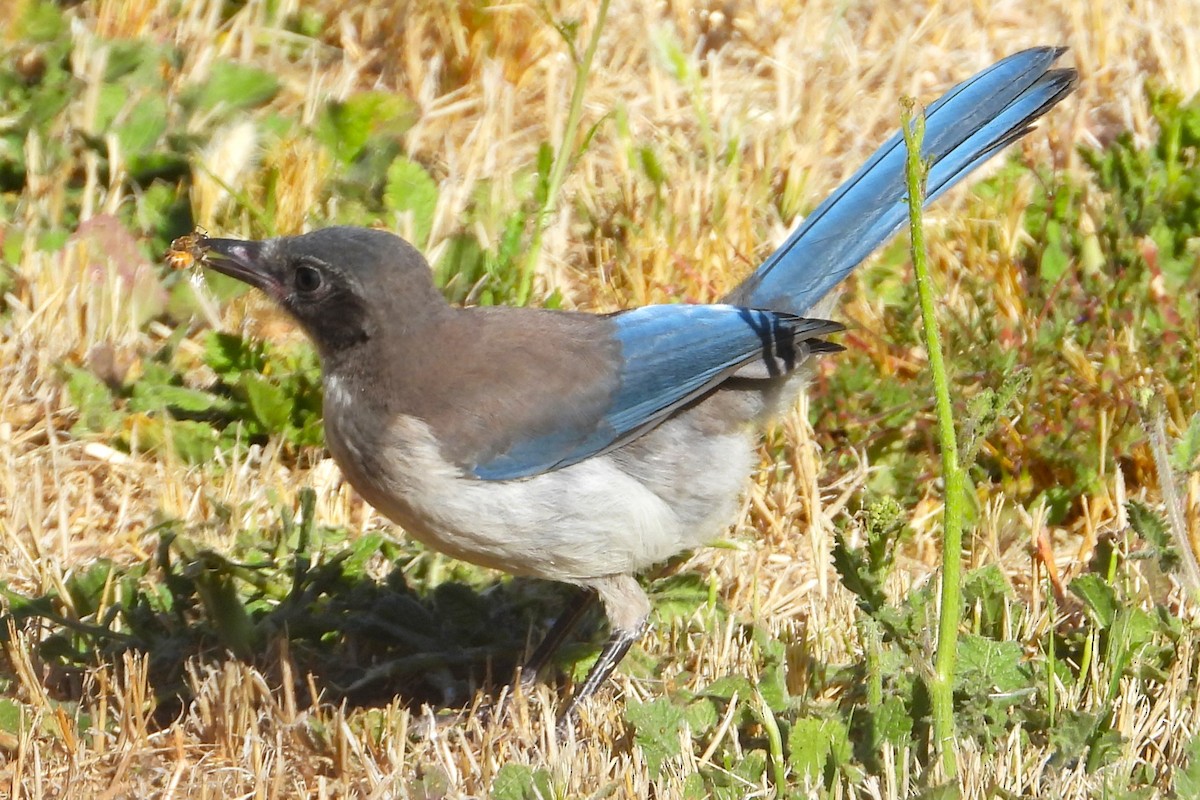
xmin=472 ymin=306 xmax=836 ymax=479
xmin=729 ymin=47 xmax=1076 ymax=313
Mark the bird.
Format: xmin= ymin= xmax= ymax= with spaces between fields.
xmin=183 ymin=47 xmax=1076 ymax=724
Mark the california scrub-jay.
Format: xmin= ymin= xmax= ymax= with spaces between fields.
xmin=184 ymin=48 xmax=1075 ymax=723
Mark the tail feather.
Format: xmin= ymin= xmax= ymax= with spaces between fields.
xmin=727 ymin=47 xmax=1077 ymax=314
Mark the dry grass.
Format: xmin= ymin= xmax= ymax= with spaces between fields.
xmin=3 ymin=0 xmax=1200 ymax=797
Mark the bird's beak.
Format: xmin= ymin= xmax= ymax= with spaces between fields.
xmin=201 ymin=238 xmax=284 ymax=296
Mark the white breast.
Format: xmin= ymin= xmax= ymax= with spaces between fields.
xmin=320 ymin=376 xmax=757 ymax=583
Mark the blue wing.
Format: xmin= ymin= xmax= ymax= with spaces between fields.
xmin=471 ymin=305 xmax=840 ymax=480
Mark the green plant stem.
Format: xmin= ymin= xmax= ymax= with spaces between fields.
xmin=864 ymin=618 xmax=885 ymax=757
xmin=1148 ymin=408 xmax=1200 ymax=592
xmin=516 ymin=0 xmax=611 ymax=306
xmin=901 ymin=99 xmax=965 ymax=781
xmin=1046 ymin=589 xmax=1057 ymax=729
xmin=755 ymin=691 xmax=787 ymax=791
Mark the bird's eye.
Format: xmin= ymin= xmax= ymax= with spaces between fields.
xmin=295 ymin=265 xmax=323 ymax=293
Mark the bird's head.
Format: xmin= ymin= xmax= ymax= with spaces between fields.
xmin=200 ymin=227 xmax=445 ymax=360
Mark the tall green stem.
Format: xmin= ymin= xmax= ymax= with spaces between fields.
xmin=516 ymin=0 xmax=611 ymax=305
xmin=901 ymin=99 xmax=965 ymax=781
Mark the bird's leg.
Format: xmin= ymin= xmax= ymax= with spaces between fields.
xmin=556 ymin=621 xmax=646 ymax=728
xmin=519 ymin=587 xmax=597 ymax=689
xmin=557 ymin=574 xmax=651 ymax=731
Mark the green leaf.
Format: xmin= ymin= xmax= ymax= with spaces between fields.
xmin=11 ymin=0 xmax=66 ymax=42
xmin=2 ymin=228 xmax=24 ymax=265
xmin=832 ymin=530 xmax=887 ymax=614
xmin=191 ymin=558 xmax=256 ymax=657
xmin=204 ymin=331 xmax=265 ymax=375
xmin=1127 ymin=499 xmax=1176 ymax=566
xmin=912 ymin=784 xmax=961 ymax=800
xmin=955 ymin=633 xmax=1029 ymax=694
xmin=961 ymin=369 xmax=1030 ymax=467
xmin=651 ymin=573 xmax=709 ymax=625
xmin=754 ymin=630 xmax=790 ymax=712
xmin=0 ymin=698 xmax=28 ymax=737
xmin=65 ymin=561 xmax=116 ymax=618
xmin=963 ymin=564 xmax=1012 ymax=637
xmin=1172 ymin=413 xmax=1200 ymax=472
xmin=681 ymin=773 xmax=707 ymax=800
xmin=700 ymin=674 xmax=752 ymax=702
xmin=1039 ymin=220 xmax=1070 ymax=281
xmin=162 ymin=419 xmax=222 ymax=464
xmin=491 ymin=764 xmax=553 ymax=800
xmin=683 ymin=697 xmax=719 ymax=736
xmin=653 ymin=26 xmax=691 ymax=82
xmin=787 ymin=716 xmax=850 ymax=784
xmin=103 ymin=40 xmax=172 ymax=85
xmin=1085 ymin=726 xmax=1125 ymax=772
xmin=239 ymin=371 xmax=290 ymax=434
xmin=434 ymin=233 xmax=488 ymax=304
xmin=95 ymin=84 xmax=129 ymax=135
xmin=64 ymin=365 xmax=121 ymax=434
xmin=187 ymin=62 xmax=280 ymax=114
xmin=316 ymin=91 xmax=417 ymax=165
xmin=341 ymin=532 xmax=386 ymax=577
xmin=384 ymin=156 xmax=438 ymax=246
xmin=1069 ymin=574 xmax=1118 ymax=628
xmin=1103 ymin=607 xmax=1168 ymax=697
xmin=871 ymin=694 xmax=913 ymax=747
xmin=118 ymin=94 xmax=168 ymax=157
xmin=625 ymin=696 xmax=685 ymax=772
xmin=732 ymin=749 xmax=768 ymax=787
xmin=1050 ymin=709 xmax=1104 ymax=763
xmin=129 ymin=383 xmax=225 ymax=415
xmin=415 ymin=767 xmax=452 ymax=800
xmin=288 ymin=9 xmax=326 ymax=38
xmin=638 ymin=144 xmax=666 ymax=188
xmin=1175 ymin=733 xmax=1200 ymax=797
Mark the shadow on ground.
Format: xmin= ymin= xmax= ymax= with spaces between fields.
xmin=0 ymin=491 xmax=600 ymax=726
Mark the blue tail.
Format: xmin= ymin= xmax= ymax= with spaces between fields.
xmin=727 ymin=47 xmax=1076 ymax=314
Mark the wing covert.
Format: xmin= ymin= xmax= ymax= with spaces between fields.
xmin=471 ymin=304 xmax=840 ymax=480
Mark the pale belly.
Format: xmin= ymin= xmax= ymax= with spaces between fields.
xmin=322 ymin=391 xmax=758 ymax=584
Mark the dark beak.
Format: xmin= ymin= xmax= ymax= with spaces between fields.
xmin=201 ymin=238 xmax=283 ymax=296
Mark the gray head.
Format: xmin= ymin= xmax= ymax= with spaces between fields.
xmin=202 ymin=227 xmax=446 ymax=360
